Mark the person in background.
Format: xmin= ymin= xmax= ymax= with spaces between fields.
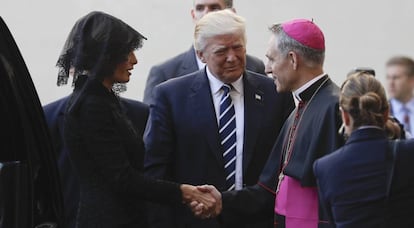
xmin=385 ymin=56 xmax=414 ymax=137
xmin=144 ymin=9 xmax=294 ymax=228
xmin=346 ymin=67 xmax=376 ymax=77
xmin=313 ymin=72 xmax=414 ymax=227
xmin=43 ymin=95 xmax=78 ymax=228
xmin=56 ymin=11 xmax=216 ymax=228
xmin=342 ymin=67 xmax=407 ymax=139
xmin=142 ymin=0 xmax=266 ymax=105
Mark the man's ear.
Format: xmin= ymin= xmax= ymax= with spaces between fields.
xmin=196 ymin=50 xmax=206 ymax=63
xmin=288 ymin=51 xmax=298 ymax=70
xmin=409 ymin=76 xmax=414 ymax=89
xmin=191 ymin=9 xmax=196 ymax=23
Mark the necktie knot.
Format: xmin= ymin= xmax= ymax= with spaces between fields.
xmin=222 ymin=84 xmax=232 ymax=95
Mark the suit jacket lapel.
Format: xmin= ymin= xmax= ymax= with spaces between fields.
xmin=189 ymin=71 xmax=223 ymax=166
xmin=242 ymin=72 xmax=265 ymax=173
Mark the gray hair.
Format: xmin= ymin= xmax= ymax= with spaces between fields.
xmin=269 ymin=23 xmax=325 ymax=67
xmin=194 ymin=9 xmax=245 ymax=52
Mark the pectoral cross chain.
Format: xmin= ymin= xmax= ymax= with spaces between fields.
xmin=276 ymin=172 xmax=284 ymax=193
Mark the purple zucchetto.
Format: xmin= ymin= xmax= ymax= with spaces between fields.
xmin=281 ymin=18 xmax=325 ymax=50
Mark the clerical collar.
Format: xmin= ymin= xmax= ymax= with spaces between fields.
xmin=293 ymin=74 xmax=328 ymax=102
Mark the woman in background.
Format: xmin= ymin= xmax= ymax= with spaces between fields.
xmin=313 ymin=72 xmax=414 ymax=227
xmin=57 ymin=11 xmax=214 ymax=228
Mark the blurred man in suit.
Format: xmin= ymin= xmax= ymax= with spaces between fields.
xmin=143 ymin=0 xmax=266 ymax=104
xmin=144 ymin=9 xmax=294 ymax=228
xmin=385 ymin=56 xmax=414 ymax=137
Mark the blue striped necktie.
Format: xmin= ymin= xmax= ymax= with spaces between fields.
xmin=219 ymin=84 xmax=237 ymax=191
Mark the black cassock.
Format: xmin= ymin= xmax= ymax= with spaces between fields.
xmin=222 ymin=75 xmax=344 ymax=228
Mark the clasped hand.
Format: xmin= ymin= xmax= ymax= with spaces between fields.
xmin=181 ymin=184 xmax=222 ymax=219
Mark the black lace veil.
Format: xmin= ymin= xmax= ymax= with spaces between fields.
xmin=56 ymin=11 xmax=146 ymax=92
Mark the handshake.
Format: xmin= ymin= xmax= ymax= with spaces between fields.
xmin=181 ymin=184 xmax=223 ymax=219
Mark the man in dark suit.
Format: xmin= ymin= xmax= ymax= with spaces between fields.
xmin=143 ymin=9 xmax=294 ymax=228
xmin=43 ymin=95 xmax=149 ymax=228
xmin=143 ymin=0 xmax=265 ymax=105
xmin=43 ymin=96 xmax=76 ymax=228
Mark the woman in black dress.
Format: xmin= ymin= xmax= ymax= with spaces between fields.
xmin=56 ymin=11 xmax=215 ymax=228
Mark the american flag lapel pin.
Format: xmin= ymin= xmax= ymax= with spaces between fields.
xmin=255 ymin=94 xmax=262 ymax=101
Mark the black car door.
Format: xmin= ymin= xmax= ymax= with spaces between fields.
xmin=0 ymin=17 xmax=64 ymax=228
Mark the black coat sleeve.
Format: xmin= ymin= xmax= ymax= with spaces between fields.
xmin=221 ymin=184 xmax=275 ymax=224
xmin=67 ymin=96 xmax=182 ymax=205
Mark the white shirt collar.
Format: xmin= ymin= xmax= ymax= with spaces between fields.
xmin=390 ymin=97 xmax=414 ymax=113
xmin=356 ymin=125 xmax=383 ymax=131
xmin=206 ymin=66 xmax=243 ymax=96
xmin=293 ymin=73 xmax=326 ymax=102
